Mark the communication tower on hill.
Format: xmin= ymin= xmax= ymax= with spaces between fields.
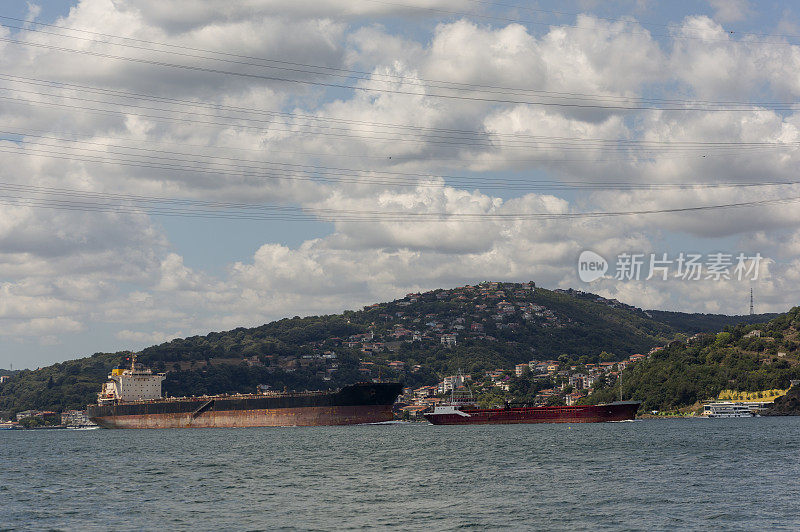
xmin=749 ymin=287 xmax=754 ymax=316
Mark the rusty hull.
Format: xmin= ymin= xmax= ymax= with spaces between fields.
xmin=91 ymin=404 xmax=394 ymax=429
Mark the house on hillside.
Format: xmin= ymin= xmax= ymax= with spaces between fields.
xmin=401 ymin=405 xmax=429 ymax=419
xmin=414 ymin=386 xmax=437 ymax=400
xmin=569 ymin=374 xmax=588 ymax=389
xmin=566 ymin=391 xmax=586 ymax=406
xmin=440 ymin=334 xmax=457 ymax=348
xmin=497 ymin=301 xmax=515 ymax=313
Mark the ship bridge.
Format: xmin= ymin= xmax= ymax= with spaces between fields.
xmin=99 ymin=357 xmax=165 ymax=404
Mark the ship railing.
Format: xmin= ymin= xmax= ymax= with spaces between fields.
xmin=115 ymin=389 xmax=337 ymax=404
xmin=113 ymin=382 xmax=392 ymax=404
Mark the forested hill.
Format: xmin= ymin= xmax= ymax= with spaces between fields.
xmin=646 ymin=310 xmax=779 ymax=334
xmin=586 ymin=307 xmax=800 ymax=412
xmin=0 ymin=282 xmax=779 ymax=415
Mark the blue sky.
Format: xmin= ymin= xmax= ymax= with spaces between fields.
xmin=2 ymin=0 xmax=800 ymax=369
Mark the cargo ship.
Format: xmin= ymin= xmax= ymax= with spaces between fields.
xmin=87 ymin=358 xmax=402 ymax=429
xmin=423 ymin=400 xmax=640 ymax=425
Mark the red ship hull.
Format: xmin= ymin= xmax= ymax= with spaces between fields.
xmin=424 ymin=401 xmax=640 ymax=425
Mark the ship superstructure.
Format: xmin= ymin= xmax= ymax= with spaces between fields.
xmin=98 ymin=356 xmax=166 ymax=405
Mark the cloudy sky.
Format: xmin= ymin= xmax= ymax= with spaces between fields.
xmin=2 ymin=0 xmax=800 ymax=368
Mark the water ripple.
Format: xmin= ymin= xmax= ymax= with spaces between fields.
xmin=1 ymin=418 xmax=799 ymax=530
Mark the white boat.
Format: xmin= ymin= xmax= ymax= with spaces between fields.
xmin=702 ymin=402 xmax=755 ymax=418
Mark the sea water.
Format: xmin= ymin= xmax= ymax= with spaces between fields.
xmin=2 ymin=417 xmax=799 ymax=531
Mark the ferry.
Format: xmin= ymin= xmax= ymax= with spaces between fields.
xmin=702 ymin=402 xmax=755 ymax=418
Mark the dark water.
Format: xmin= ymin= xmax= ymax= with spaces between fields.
xmin=2 ymin=418 xmax=799 ymax=531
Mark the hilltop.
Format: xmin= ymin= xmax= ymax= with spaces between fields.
xmin=584 ymin=307 xmax=800 ymax=412
xmin=0 ymin=281 xmax=779 ymax=416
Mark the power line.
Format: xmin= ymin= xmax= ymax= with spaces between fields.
xmin=1 ymin=179 xmax=799 ymax=223
xmin=0 ymin=121 xmax=786 ymax=167
xmin=3 ymin=80 xmax=800 ymax=159
xmin=6 ymin=0 xmax=800 ymax=62
xmin=1 ymin=33 xmax=797 ymax=113
xmin=5 ymin=12 xmax=800 ymax=100
xmin=4 ymin=130 xmax=800 ymax=193
xmin=1 ymin=92 xmax=791 ymax=163
xmin=4 ymin=74 xmax=800 ymax=148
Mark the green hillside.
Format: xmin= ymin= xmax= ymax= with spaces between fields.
xmin=585 ymin=307 xmax=800 ymax=411
xmin=646 ymin=310 xmax=779 ymax=334
xmin=765 ymin=385 xmax=800 ymax=415
xmin=0 ymin=282 xmax=780 ymax=416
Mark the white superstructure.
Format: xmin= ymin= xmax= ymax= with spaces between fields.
xmin=98 ymin=356 xmax=165 ymax=404
xmin=430 ymin=404 xmax=471 ymax=417
xmin=702 ymin=402 xmax=755 ymax=418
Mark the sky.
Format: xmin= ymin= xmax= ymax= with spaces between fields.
xmin=2 ymin=0 xmax=800 ymax=369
